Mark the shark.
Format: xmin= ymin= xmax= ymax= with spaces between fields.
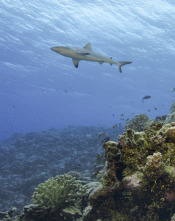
xmin=50 ymin=43 xmax=132 ymax=73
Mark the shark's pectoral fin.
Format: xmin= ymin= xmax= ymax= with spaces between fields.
xmin=84 ymin=43 xmax=92 ymax=51
xmin=72 ymin=59 xmax=79 ymax=68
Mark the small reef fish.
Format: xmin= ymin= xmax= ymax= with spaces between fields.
xmin=95 ymin=170 xmax=100 ymax=176
xmin=98 ymin=133 xmax=106 ymax=138
xmin=154 ymin=107 xmax=158 ymax=110
xmin=120 ymin=114 xmax=124 ymax=117
xmin=101 ymin=137 xmax=110 ymax=143
xmin=170 ymin=88 xmax=175 ymax=93
xmin=96 ymin=154 xmax=105 ymax=164
xmin=126 ymin=118 xmax=130 ymax=122
xmin=112 ymin=124 xmax=117 ymax=128
xmin=142 ymin=95 xmax=151 ymax=102
xmin=171 ymin=114 xmax=175 ymax=120
xmin=95 ymin=133 xmax=108 ymax=143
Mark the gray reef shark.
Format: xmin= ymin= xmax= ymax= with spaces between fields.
xmin=50 ymin=43 xmax=132 ymax=73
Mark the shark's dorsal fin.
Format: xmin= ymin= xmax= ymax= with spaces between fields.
xmin=72 ymin=59 xmax=79 ymax=68
xmin=84 ymin=43 xmax=92 ymax=51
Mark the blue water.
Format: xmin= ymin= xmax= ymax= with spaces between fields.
xmin=1 ymin=0 xmax=175 ymax=140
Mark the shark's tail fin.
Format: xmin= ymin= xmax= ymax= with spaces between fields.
xmin=116 ymin=61 xmax=132 ymax=73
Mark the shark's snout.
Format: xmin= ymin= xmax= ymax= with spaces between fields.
xmin=50 ymin=47 xmax=57 ymax=52
xmin=50 ymin=46 xmax=66 ymax=54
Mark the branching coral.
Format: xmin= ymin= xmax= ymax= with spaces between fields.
xmin=32 ymin=174 xmax=88 ymax=212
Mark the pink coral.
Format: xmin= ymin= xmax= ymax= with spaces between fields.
xmin=124 ymin=173 xmax=142 ymax=190
xmin=164 ymin=190 xmax=175 ymax=202
xmin=119 ymin=139 xmax=126 ymax=147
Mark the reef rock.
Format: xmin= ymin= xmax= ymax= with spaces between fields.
xmin=0 ymin=207 xmax=16 ymax=221
xmin=165 ymin=126 xmax=175 ymax=142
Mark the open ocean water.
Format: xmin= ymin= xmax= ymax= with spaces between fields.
xmin=1 ymin=0 xmax=175 ymax=140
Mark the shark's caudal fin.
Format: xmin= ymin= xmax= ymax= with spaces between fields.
xmin=116 ymin=61 xmax=132 ymax=73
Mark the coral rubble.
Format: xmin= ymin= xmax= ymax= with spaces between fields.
xmin=0 ymin=125 xmax=123 ymax=212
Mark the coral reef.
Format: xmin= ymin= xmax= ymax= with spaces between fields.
xmin=126 ymin=113 xmax=153 ymax=132
xmin=84 ymin=122 xmax=175 ymax=220
xmin=2 ymin=110 xmax=175 ymax=220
